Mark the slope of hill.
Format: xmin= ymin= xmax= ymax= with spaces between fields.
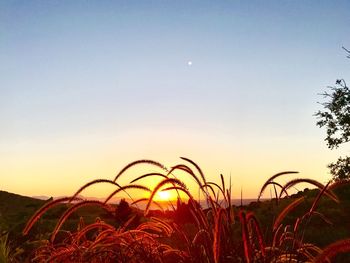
xmin=0 ymin=191 xmax=46 ymax=233
xmin=1 ymin=183 xmax=350 ymax=262
xmin=0 ymin=190 xmax=117 ymax=240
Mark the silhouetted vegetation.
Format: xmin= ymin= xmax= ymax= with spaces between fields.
xmin=316 ymin=47 xmax=350 ymax=182
xmin=1 ymin=158 xmax=349 ymax=262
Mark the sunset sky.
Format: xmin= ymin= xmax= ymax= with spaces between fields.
xmin=1 ymin=1 xmax=349 ymax=200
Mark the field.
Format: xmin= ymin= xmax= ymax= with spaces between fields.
xmin=1 ymin=158 xmax=350 ymax=262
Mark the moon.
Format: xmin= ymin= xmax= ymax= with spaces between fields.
xmin=187 ymin=61 xmax=193 ymax=66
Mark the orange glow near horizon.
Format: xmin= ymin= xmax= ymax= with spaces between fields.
xmin=155 ymin=190 xmax=172 ymax=202
xmin=1 ymin=128 xmax=346 ymax=199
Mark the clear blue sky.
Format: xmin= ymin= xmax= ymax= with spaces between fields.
xmin=1 ymin=1 xmax=349 ymax=198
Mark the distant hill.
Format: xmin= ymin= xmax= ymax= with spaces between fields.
xmin=0 ymin=191 xmax=46 ymax=234
xmin=0 ymin=190 xmax=116 ymax=238
xmin=1 ymin=184 xmax=350 ymax=249
xmin=0 ymin=190 xmax=120 ymax=262
xmin=30 ymin=195 xmax=50 ymax=200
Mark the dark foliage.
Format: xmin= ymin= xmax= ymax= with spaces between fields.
xmin=316 ymin=79 xmax=350 ymax=149
xmin=316 ymin=47 xmax=350 ymax=181
xmin=328 ymin=156 xmax=350 ymax=182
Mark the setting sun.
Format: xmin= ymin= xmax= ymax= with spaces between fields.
xmin=2 ymin=1 xmax=350 ymax=262
xmin=156 ymin=190 xmax=172 ymax=201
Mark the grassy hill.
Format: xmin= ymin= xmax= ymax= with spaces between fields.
xmin=245 ymin=186 xmax=350 ymax=247
xmin=1 ymin=184 xmax=350 ymax=262
xmin=0 ymin=191 xmax=46 ymax=234
xmin=0 ymin=191 xmax=119 ymax=236
xmin=0 ymin=190 xmax=121 ymax=261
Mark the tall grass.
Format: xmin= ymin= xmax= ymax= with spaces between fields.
xmin=0 ymin=233 xmax=11 ymax=263
xmin=20 ymin=158 xmax=349 ymax=262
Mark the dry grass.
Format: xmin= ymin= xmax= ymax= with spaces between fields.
xmin=314 ymin=239 xmax=350 ymax=262
xmin=21 ymin=158 xmax=349 ymax=262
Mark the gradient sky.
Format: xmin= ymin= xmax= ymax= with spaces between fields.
xmin=1 ymin=1 xmax=350 ymax=199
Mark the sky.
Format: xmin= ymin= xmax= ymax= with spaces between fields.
xmin=1 ymin=1 xmax=350 ymax=200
